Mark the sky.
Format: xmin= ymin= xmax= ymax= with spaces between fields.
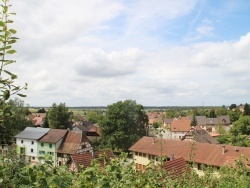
xmin=7 ymin=0 xmax=250 ymax=107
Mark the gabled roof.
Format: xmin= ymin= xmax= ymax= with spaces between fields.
xmin=39 ymin=129 xmax=68 ymax=143
xmin=57 ymin=131 xmax=90 ymax=154
xmin=14 ymin=127 xmax=50 ymax=140
xmin=171 ymin=119 xmax=191 ymax=132
xmin=162 ymin=157 xmax=191 ymax=179
xmin=206 ymin=118 xmax=219 ymax=125
xmin=71 ymin=150 xmax=115 ymax=169
xmin=164 ymin=118 xmax=173 ymax=124
xmin=183 ymin=128 xmax=219 ymax=144
xmin=129 ymin=137 xmax=250 ymax=167
xmin=218 ymin=115 xmax=230 ymax=124
xmin=195 ymin=116 xmax=206 ymax=126
xmin=32 ymin=116 xmax=44 ymax=126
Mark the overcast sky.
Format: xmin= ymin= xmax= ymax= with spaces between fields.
xmin=8 ymin=0 xmax=250 ymax=107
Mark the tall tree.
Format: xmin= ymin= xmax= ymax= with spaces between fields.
xmin=209 ymin=109 xmax=216 ymax=118
xmin=243 ymin=103 xmax=250 ymax=116
xmin=191 ymin=111 xmax=197 ymax=127
xmin=45 ymin=103 xmax=71 ymax=129
xmin=99 ymin=100 xmax=148 ymax=151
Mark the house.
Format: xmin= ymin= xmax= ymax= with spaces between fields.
xmin=38 ymin=129 xmax=68 ymax=166
xmin=205 ymin=115 xmax=231 ymax=132
xmin=170 ymin=119 xmax=191 ymax=139
xmin=147 ymin=112 xmax=164 ymax=125
xmin=129 ymin=136 xmax=250 ymax=175
xmin=163 ymin=118 xmax=173 ymax=129
xmin=72 ymin=121 xmax=101 ymax=142
xmin=69 ymin=150 xmax=115 ymax=171
xmin=182 ymin=126 xmax=219 ymax=144
xmin=15 ymin=127 xmax=50 ymax=164
xmin=57 ymin=131 xmax=93 ymax=166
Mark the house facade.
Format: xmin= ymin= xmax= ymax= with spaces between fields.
xmin=38 ymin=129 xmax=68 ymax=166
xmin=15 ymin=127 xmax=50 ymax=164
xmin=129 ymin=136 xmax=250 ymax=175
xmin=170 ymin=119 xmax=191 ymax=139
xmin=57 ymin=131 xmax=93 ymax=166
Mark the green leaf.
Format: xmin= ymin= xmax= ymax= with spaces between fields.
xmin=0 ymin=21 xmax=5 ymax=27
xmin=6 ymin=49 xmax=16 ymax=54
xmin=9 ymin=29 xmax=16 ymax=34
xmin=3 ymin=70 xmax=15 ymax=77
xmin=3 ymin=90 xmax=10 ymax=100
xmin=17 ymin=94 xmax=27 ymax=97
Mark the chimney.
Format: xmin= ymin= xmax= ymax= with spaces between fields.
xmin=152 ymin=136 xmax=155 ymax=144
xmin=222 ymin=145 xmax=225 ymax=154
xmin=91 ymin=151 xmax=95 ymax=158
xmin=170 ymin=153 xmax=174 ymax=161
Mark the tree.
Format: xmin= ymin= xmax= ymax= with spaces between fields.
xmin=44 ymin=103 xmax=71 ymax=129
xmin=86 ymin=110 xmax=102 ymax=124
xmin=37 ymin=108 xmax=46 ymax=113
xmin=243 ymin=103 xmax=250 ymax=116
xmin=191 ymin=110 xmax=197 ymax=127
xmin=99 ymin=100 xmax=148 ymax=151
xmin=229 ymin=104 xmax=237 ymax=110
xmin=209 ymin=109 xmax=216 ymax=118
xmin=0 ymin=1 xmax=27 ymax=144
xmin=0 ymin=98 xmax=33 ymax=144
xmin=231 ymin=116 xmax=250 ymax=136
xmin=216 ymin=108 xmax=228 ymax=116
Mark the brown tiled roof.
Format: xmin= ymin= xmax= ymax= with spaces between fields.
xmin=171 ymin=119 xmax=191 ymax=132
xmin=39 ymin=129 xmax=68 ymax=143
xmin=129 ymin=137 xmax=250 ymax=167
xmin=32 ymin=116 xmax=44 ymax=126
xmin=71 ymin=150 xmax=115 ymax=169
xmin=162 ymin=157 xmax=191 ymax=179
xmin=57 ymin=131 xmax=89 ymax=154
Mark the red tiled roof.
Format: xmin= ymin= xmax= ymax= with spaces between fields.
xmin=162 ymin=157 xmax=191 ymax=179
xmin=171 ymin=119 xmax=191 ymax=132
xmin=57 ymin=131 xmax=89 ymax=154
xmin=129 ymin=137 xmax=250 ymax=167
xmin=71 ymin=150 xmax=115 ymax=168
xmin=39 ymin=129 xmax=68 ymax=143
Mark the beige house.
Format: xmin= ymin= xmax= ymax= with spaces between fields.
xmin=129 ymin=136 xmax=250 ymax=175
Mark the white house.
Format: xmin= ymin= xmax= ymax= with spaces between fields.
xmin=15 ymin=127 xmax=50 ymax=164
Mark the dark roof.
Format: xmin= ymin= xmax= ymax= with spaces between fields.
xmin=39 ymin=129 xmax=68 ymax=143
xmin=129 ymin=136 xmax=250 ymax=167
xmin=164 ymin=118 xmax=173 ymax=124
xmin=57 ymin=131 xmax=89 ymax=154
xmin=71 ymin=150 xmax=115 ymax=169
xmin=218 ymin=115 xmax=230 ymax=124
xmin=162 ymin=157 xmax=191 ymax=179
xmin=14 ymin=127 xmax=50 ymax=140
xmin=183 ymin=129 xmax=219 ymax=144
xmin=195 ymin=116 xmax=206 ymax=126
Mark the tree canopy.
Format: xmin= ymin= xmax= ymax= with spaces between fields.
xmin=44 ymin=103 xmax=71 ymax=129
xmin=99 ymin=100 xmax=148 ymax=151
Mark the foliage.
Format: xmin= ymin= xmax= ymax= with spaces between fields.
xmin=86 ymin=110 xmax=103 ymax=124
xmin=37 ymin=108 xmax=46 ymax=113
xmin=228 ymin=108 xmax=241 ymax=123
xmin=191 ymin=110 xmax=197 ymax=127
xmin=209 ymin=109 xmax=216 ymax=118
xmin=99 ymin=100 xmax=148 ymax=151
xmin=1 ymin=146 xmax=250 ymax=187
xmin=229 ymin=104 xmax=237 ymax=110
xmin=0 ymin=98 xmax=33 ymax=144
xmin=0 ymin=0 xmax=27 ymax=123
xmin=44 ymin=103 xmax=71 ymax=129
xmin=215 ymin=107 xmax=228 ymax=116
xmin=243 ymin=103 xmax=250 ymax=116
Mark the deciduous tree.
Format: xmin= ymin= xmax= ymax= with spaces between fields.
xmin=99 ymin=100 xmax=148 ymax=151
xmin=44 ymin=103 xmax=71 ymax=129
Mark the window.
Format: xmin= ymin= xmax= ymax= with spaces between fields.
xmin=48 ymin=152 xmax=54 ymax=156
xmin=31 ymin=141 xmax=34 ymax=145
xmin=198 ymin=163 xmax=202 ymax=170
xmin=39 ymin=151 xmax=45 ymax=155
xmin=81 ymin=145 xmax=86 ymax=149
xmin=21 ymin=140 xmax=23 ymax=144
xmin=41 ymin=143 xmax=44 ymax=147
xmin=49 ymin=144 xmax=52 ymax=148
xmin=32 ymin=157 xmax=35 ymax=160
xmin=31 ymin=149 xmax=34 ymax=153
xmin=142 ymin=153 xmax=146 ymax=157
xmin=135 ymin=152 xmax=138 ymax=156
